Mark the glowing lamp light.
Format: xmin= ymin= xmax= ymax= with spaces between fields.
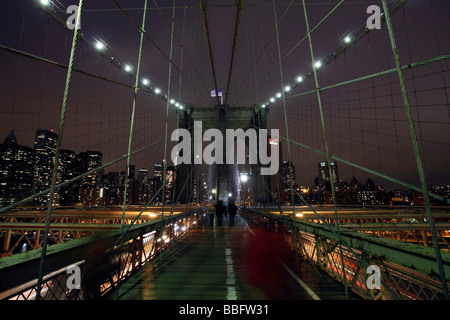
xmin=314 ymin=60 xmax=322 ymax=69
xmin=124 ymin=64 xmax=132 ymax=73
xmin=296 ymin=75 xmax=304 ymax=83
xmin=270 ymin=97 xmax=275 ymax=103
xmin=154 ymin=88 xmax=161 ymax=94
xmin=94 ymin=41 xmax=105 ymax=51
xmin=40 ymin=0 xmax=51 ymax=7
xmin=276 ymin=92 xmax=282 ymax=98
xmin=284 ymin=85 xmax=291 ymax=92
xmin=142 ymin=78 xmax=150 ymax=86
xmin=344 ymin=35 xmax=352 ymax=44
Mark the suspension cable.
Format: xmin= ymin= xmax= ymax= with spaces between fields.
xmin=301 ymin=0 xmax=349 ymax=299
xmin=36 ymin=0 xmax=84 ymax=300
xmin=224 ymin=0 xmax=244 ymax=107
xmin=199 ymin=0 xmax=221 ymax=106
xmin=119 ymin=0 xmax=149 ymax=271
xmin=381 ymin=0 xmax=448 ymax=299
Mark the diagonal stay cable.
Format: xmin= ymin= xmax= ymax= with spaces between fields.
xmin=230 ymin=0 xmax=297 ymax=107
xmin=199 ymin=0 xmax=221 ymax=106
xmin=223 ymin=0 xmax=244 ymax=107
xmin=381 ymin=0 xmax=448 ymax=299
xmin=152 ymin=0 xmax=212 ymax=102
xmin=110 ymin=0 xmax=212 ymax=105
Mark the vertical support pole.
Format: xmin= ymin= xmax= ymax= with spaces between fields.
xmin=381 ymin=0 xmax=448 ymax=299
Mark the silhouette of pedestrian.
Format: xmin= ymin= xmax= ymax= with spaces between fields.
xmin=208 ymin=202 xmax=215 ymax=226
xmin=228 ymin=200 xmax=237 ymax=226
xmin=215 ymin=200 xmax=224 ymax=226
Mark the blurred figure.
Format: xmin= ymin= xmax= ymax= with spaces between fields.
xmin=215 ymin=200 xmax=225 ymax=226
xmin=228 ymin=200 xmax=237 ymax=226
xmin=208 ymin=202 xmax=215 ymax=226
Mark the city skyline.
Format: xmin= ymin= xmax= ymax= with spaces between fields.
xmin=2 ymin=127 xmax=448 ymax=209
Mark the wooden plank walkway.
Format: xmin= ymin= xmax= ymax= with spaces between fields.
xmin=112 ymin=215 xmax=361 ymax=300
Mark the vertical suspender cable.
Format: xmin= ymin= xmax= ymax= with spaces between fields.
xmin=301 ymin=0 xmax=348 ymax=299
xmin=223 ymin=0 xmax=244 ymax=107
xmin=160 ymin=0 xmax=177 ymax=260
xmin=36 ymin=0 xmax=84 ymax=300
xmin=120 ymin=0 xmax=148 ymax=252
xmin=271 ymin=0 xmax=295 ymax=217
xmin=381 ymin=0 xmax=448 ymax=299
xmin=117 ymin=0 xmax=149 ymax=299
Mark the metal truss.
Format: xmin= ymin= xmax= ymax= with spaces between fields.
xmin=241 ymin=209 xmax=450 ymax=300
xmin=0 ymin=210 xmax=204 ymax=300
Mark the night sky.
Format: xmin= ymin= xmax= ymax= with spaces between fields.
xmin=0 ymin=0 xmax=449 ymax=189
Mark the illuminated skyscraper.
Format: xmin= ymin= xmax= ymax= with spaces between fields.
xmin=33 ymin=129 xmax=58 ymax=205
xmin=318 ymin=161 xmax=339 ymax=191
xmin=75 ymin=151 xmax=103 ymax=205
xmin=58 ymin=149 xmax=76 ymax=205
xmin=0 ymin=130 xmax=34 ymax=206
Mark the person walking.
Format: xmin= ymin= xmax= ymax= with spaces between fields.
xmin=208 ymin=202 xmax=215 ymax=226
xmin=228 ymin=200 xmax=237 ymax=226
xmin=215 ymin=200 xmax=224 ymax=226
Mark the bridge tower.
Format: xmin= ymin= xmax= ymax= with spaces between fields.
xmin=174 ymin=104 xmax=271 ymax=205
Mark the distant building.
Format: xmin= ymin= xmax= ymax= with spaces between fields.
xmin=33 ymin=129 xmax=58 ymax=205
xmin=58 ymin=149 xmax=76 ymax=205
xmin=75 ymin=151 xmax=102 ymax=187
xmin=151 ymin=164 xmax=163 ymax=203
xmin=100 ymin=171 xmax=121 ymax=205
xmin=75 ymin=151 xmax=103 ymax=205
xmin=318 ymin=161 xmax=339 ymax=191
xmin=165 ymin=165 xmax=175 ymax=204
xmin=281 ymin=161 xmax=298 ymax=204
xmin=137 ymin=168 xmax=150 ymax=204
xmin=0 ymin=130 xmax=34 ymax=206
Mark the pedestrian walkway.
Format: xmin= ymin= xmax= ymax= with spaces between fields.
xmin=113 ymin=215 xmax=361 ymax=300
